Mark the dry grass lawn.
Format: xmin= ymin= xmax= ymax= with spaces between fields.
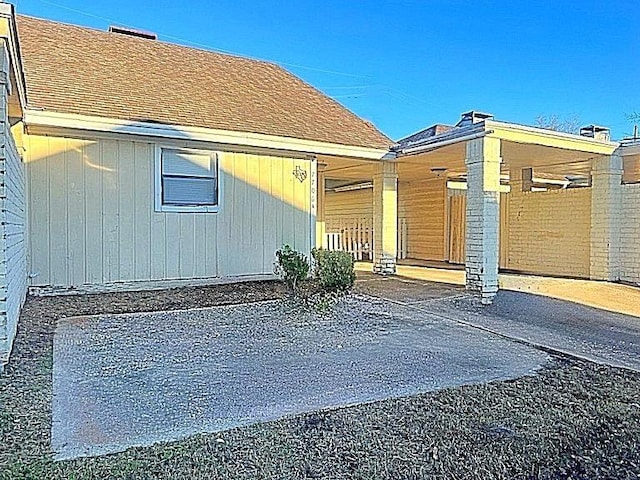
xmin=1 ymin=282 xmax=639 ymax=479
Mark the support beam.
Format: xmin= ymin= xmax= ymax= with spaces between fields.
xmin=590 ymin=155 xmax=623 ymax=281
xmin=465 ymin=137 xmax=502 ymax=304
xmin=315 ymin=163 xmax=326 ymax=249
xmin=373 ymin=161 xmax=397 ymax=274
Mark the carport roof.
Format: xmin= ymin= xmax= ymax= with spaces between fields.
xmin=394 ymin=119 xmax=620 ymax=179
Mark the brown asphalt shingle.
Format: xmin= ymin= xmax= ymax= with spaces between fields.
xmin=17 ymin=15 xmax=392 ymax=150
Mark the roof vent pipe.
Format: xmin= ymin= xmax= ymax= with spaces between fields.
xmin=579 ymin=124 xmax=610 ymax=142
xmin=109 ymin=26 xmax=157 ymax=40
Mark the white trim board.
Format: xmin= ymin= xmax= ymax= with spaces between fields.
xmin=23 ymin=109 xmax=392 ymax=161
xmin=28 ymin=273 xmax=279 ymax=296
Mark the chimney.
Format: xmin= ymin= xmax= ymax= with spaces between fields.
xmin=109 ymin=26 xmax=157 ymax=40
xmin=456 ymin=111 xmax=494 ymax=128
xmin=579 ymin=124 xmax=610 ymax=142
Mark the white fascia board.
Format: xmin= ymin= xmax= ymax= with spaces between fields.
xmin=0 ymin=4 xmax=27 ymax=110
xmin=486 ymin=120 xmax=620 ymax=155
xmin=23 ymin=109 xmax=392 ymax=160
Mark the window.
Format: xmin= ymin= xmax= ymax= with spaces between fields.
xmin=155 ymin=147 xmax=219 ymax=213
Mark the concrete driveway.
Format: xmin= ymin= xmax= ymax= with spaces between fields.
xmin=52 ymin=293 xmax=547 ymax=460
xmin=363 ymin=262 xmax=640 ymax=318
xmin=356 ymin=273 xmax=640 ymax=372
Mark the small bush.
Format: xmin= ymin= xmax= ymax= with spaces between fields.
xmin=274 ymin=245 xmax=310 ymax=294
xmin=312 ymin=248 xmax=356 ymax=292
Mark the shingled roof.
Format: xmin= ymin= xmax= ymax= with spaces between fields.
xmin=17 ymin=15 xmax=391 ymax=150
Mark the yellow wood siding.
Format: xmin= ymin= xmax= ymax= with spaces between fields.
xmin=623 ymin=157 xmax=640 ymax=184
xmin=507 ymin=188 xmax=592 ymax=278
xmin=399 ymin=178 xmax=447 ymax=261
xmin=447 ymin=191 xmax=509 ymax=267
xmin=24 ymin=134 xmax=312 ymax=288
xmin=447 ymin=193 xmax=466 ymax=264
xmin=325 ymin=189 xmax=373 ymax=231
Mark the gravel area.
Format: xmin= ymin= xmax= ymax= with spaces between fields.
xmin=1 ymin=280 xmax=640 ymax=479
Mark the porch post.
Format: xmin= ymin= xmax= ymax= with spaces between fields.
xmin=315 ymin=163 xmax=326 ymax=249
xmin=590 ymin=154 xmax=623 ymax=281
xmin=465 ymin=137 xmax=501 ymax=304
xmin=373 ymin=161 xmax=397 ymax=274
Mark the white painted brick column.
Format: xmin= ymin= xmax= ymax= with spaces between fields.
xmin=590 ymin=155 xmax=623 ymax=281
xmin=465 ymin=137 xmax=501 ymax=304
xmin=373 ymin=161 xmax=397 ymax=275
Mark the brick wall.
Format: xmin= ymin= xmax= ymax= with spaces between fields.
xmin=507 ymin=187 xmax=592 ymax=278
xmin=620 ymin=184 xmax=640 ymax=285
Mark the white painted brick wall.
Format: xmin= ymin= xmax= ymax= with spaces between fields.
xmin=508 ymin=188 xmax=592 ymax=278
xmin=620 ymin=184 xmax=640 ymax=285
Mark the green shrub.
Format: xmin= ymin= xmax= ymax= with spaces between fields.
xmin=274 ymin=245 xmax=310 ymax=294
xmin=312 ymin=248 xmax=356 ymax=292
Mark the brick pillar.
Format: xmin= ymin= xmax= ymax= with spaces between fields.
xmin=590 ymin=155 xmax=623 ymax=281
xmin=373 ymin=161 xmax=397 ymax=274
xmin=315 ymin=163 xmax=326 ymax=249
xmin=465 ymin=137 xmax=502 ymax=304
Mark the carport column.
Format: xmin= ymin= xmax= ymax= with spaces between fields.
xmin=315 ymin=163 xmax=327 ymax=249
xmin=465 ymin=137 xmax=502 ymax=304
xmin=373 ymin=161 xmax=398 ymax=274
xmin=590 ymin=155 xmax=623 ymax=281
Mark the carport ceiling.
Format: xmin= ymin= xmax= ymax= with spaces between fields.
xmin=395 ymin=138 xmax=606 ymax=179
xmin=396 ymin=142 xmax=467 ymax=179
xmin=320 ymin=154 xmax=377 ymax=181
xmin=501 ymin=141 xmax=604 ymax=177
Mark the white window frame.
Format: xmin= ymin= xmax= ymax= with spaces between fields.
xmin=154 ymin=145 xmax=220 ymax=213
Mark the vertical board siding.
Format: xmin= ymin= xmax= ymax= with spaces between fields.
xmin=84 ymin=140 xmax=103 ymax=283
xmin=398 ymin=178 xmax=447 ymax=261
xmin=447 ymin=194 xmax=466 ymax=264
xmin=25 ymin=134 xmax=313 ymax=288
xmin=507 ymin=187 xmax=592 ymax=278
xmin=325 ymin=189 xmax=373 ymax=231
xmin=0 ymin=129 xmax=27 ymax=364
xmin=447 ymin=191 xmax=509 ymax=268
xmin=620 ymin=184 xmax=640 ymax=285
xmin=217 ymin=152 xmax=312 ymax=277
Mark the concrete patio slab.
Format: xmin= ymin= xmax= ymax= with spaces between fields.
xmin=52 ymin=295 xmax=548 ymax=460
xmin=355 ymin=270 xmax=464 ymax=304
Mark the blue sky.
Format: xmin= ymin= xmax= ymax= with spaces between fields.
xmin=15 ymin=0 xmax=640 ymax=140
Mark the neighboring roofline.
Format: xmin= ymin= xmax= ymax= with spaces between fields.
xmin=395 ymin=124 xmax=486 ymax=155
xmin=396 ymin=119 xmax=620 ymax=157
xmin=0 ymin=3 xmax=27 ymax=112
xmin=23 ymin=109 xmax=393 ymax=160
xmin=618 ymin=139 xmax=640 ymax=156
xmin=395 ymin=123 xmax=453 ymax=144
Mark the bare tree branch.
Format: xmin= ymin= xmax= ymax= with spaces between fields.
xmin=534 ymin=114 xmax=581 ymax=134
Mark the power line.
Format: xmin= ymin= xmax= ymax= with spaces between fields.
xmin=29 ymin=0 xmax=373 ymax=79
xmin=27 ymin=0 xmax=435 ymax=108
